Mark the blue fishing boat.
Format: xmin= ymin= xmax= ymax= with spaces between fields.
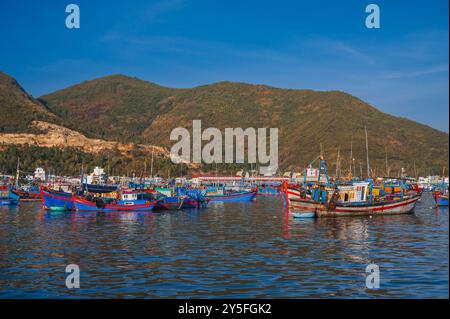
xmin=72 ymin=191 xmax=156 ymax=212
xmin=0 ymin=185 xmax=19 ymax=205
xmin=40 ymin=187 xmax=74 ymax=210
xmin=175 ymin=187 xmax=210 ymax=208
xmin=153 ymin=195 xmax=184 ymax=210
xmin=433 ymin=175 xmax=449 ymax=207
xmin=13 ymin=185 xmax=41 ymax=200
xmin=434 ymin=193 xmax=449 ymax=206
xmin=205 ymin=188 xmax=257 ymax=202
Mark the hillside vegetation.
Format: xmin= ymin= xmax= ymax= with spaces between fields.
xmin=1 ymin=71 xmax=447 ymax=176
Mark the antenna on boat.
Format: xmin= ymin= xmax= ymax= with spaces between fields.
xmin=365 ymin=126 xmax=370 ymax=178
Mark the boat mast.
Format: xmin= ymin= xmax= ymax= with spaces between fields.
xmin=349 ymin=138 xmax=353 ymax=177
xmin=359 ymin=161 xmax=363 ymax=178
xmin=365 ymin=126 xmax=370 ymax=178
xmin=15 ymin=157 xmax=20 ymax=189
xmin=413 ymin=161 xmax=417 ymax=180
xmin=385 ymin=146 xmax=389 ymax=176
xmin=335 ymin=146 xmax=340 ymax=178
xmin=150 ymin=149 xmax=154 ymax=178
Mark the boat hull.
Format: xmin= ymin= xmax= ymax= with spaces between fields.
xmin=41 ymin=189 xmax=74 ymax=210
xmin=72 ymin=196 xmax=155 ymax=212
xmin=181 ymin=198 xmax=210 ymax=209
xmin=206 ymin=190 xmax=257 ymax=202
xmin=316 ymin=195 xmax=420 ymax=217
xmin=434 ymin=193 xmax=449 ymax=206
xmin=154 ymin=197 xmax=184 ymax=211
xmin=0 ymin=199 xmax=17 ymax=205
xmin=292 ymin=211 xmax=316 ymax=218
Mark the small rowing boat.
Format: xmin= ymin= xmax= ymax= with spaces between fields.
xmin=292 ymin=211 xmax=316 ymax=218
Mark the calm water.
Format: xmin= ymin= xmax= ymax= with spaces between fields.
xmin=0 ymin=193 xmax=448 ymax=298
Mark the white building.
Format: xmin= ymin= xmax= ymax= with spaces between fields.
xmin=86 ymin=166 xmax=106 ymax=184
xmin=34 ymin=167 xmax=46 ymax=181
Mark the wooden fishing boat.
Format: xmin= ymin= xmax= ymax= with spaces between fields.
xmin=205 ymin=189 xmax=257 ymax=202
xmin=434 ymin=192 xmax=449 ymax=207
xmin=153 ymin=195 xmax=184 ymax=210
xmin=40 ymin=187 xmax=74 ymax=210
xmin=13 ymin=185 xmax=41 ymax=201
xmin=285 ymin=180 xmax=421 ymax=217
xmin=432 ymin=174 xmax=449 ymax=207
xmin=72 ymin=194 xmax=156 ymax=212
xmin=315 ymin=194 xmax=420 ymax=217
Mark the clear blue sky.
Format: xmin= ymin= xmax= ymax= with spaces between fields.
xmin=1 ymin=0 xmax=448 ymax=131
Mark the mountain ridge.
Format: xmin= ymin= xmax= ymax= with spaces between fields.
xmin=1 ymin=71 xmax=448 ymax=175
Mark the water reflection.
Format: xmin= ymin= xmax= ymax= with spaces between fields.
xmin=0 ymin=192 xmax=447 ymax=298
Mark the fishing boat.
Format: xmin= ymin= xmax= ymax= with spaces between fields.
xmin=153 ymin=195 xmax=185 ymax=210
xmin=72 ymin=191 xmax=156 ymax=212
xmin=205 ymin=188 xmax=257 ymax=202
xmin=315 ymin=192 xmax=420 ymax=217
xmin=13 ymin=185 xmax=41 ymax=201
xmin=175 ymin=187 xmax=210 ymax=209
xmin=433 ymin=174 xmax=449 ymax=207
xmin=40 ymin=187 xmax=74 ymax=210
xmin=0 ymin=185 xmax=19 ymax=205
xmin=433 ymin=193 xmax=449 ymax=207
xmin=286 ymin=181 xmax=420 ymax=217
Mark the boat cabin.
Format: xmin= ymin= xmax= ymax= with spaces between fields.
xmin=120 ymin=192 xmax=153 ymax=201
xmin=336 ymin=182 xmax=369 ymax=204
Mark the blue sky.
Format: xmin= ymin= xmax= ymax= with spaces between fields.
xmin=1 ymin=0 xmax=448 ymax=131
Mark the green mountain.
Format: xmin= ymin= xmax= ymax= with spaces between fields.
xmin=39 ymin=75 xmax=449 ymax=176
xmin=0 ymin=71 xmax=60 ymax=133
xmin=39 ymin=74 xmax=180 ymax=142
xmin=1 ymin=72 xmax=447 ymax=176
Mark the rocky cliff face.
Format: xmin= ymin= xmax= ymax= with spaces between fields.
xmin=0 ymin=120 xmax=166 ymax=157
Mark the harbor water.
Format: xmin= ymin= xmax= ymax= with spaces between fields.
xmin=0 ymin=192 xmax=448 ymax=298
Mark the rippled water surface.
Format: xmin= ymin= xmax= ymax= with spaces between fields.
xmin=0 ymin=193 xmax=448 ymax=298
